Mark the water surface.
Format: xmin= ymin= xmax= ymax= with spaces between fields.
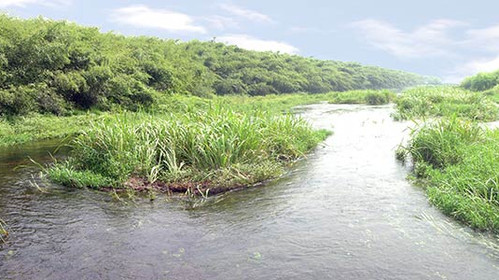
xmin=1 ymin=104 xmax=498 ymax=279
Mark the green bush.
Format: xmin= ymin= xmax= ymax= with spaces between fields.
xmin=403 ymin=118 xmax=499 ymax=231
xmin=461 ymin=71 xmax=499 ymax=92
xmin=0 ymin=85 xmax=37 ymax=115
xmin=48 ymin=108 xmax=330 ymax=191
xmin=393 ymin=86 xmax=499 ymax=121
xmin=327 ymin=89 xmax=394 ymax=105
xmin=0 ymin=14 xmax=433 ymax=116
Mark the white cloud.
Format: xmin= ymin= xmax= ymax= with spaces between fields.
xmin=464 ymin=56 xmax=499 ymax=73
xmin=0 ymin=0 xmax=70 ymax=8
xmin=204 ymin=15 xmax=239 ymax=30
xmin=216 ymin=34 xmax=298 ymax=54
xmin=466 ymin=25 xmax=499 ymax=51
xmin=219 ymin=3 xmax=273 ymax=23
xmin=110 ymin=5 xmax=206 ymax=34
xmin=289 ymin=26 xmax=328 ymax=34
xmin=444 ymin=56 xmax=499 ymax=83
xmin=467 ymin=25 xmax=499 ymax=41
xmin=350 ymin=18 xmax=499 ymax=82
xmin=351 ymin=19 xmax=465 ymax=58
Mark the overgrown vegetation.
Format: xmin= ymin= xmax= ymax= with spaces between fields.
xmin=327 ymin=89 xmax=394 ymax=105
xmin=0 ymin=90 xmax=394 ymax=146
xmin=460 ymin=70 xmax=499 ymax=104
xmin=400 ymin=118 xmax=499 ymax=231
xmin=461 ymin=70 xmax=499 ymax=92
xmin=48 ymin=108 xmax=330 ymax=193
xmin=0 ymin=218 xmax=7 ymax=243
xmin=0 ymin=112 xmax=111 ymax=146
xmin=0 ymin=15 xmax=434 ymax=117
xmin=393 ymin=86 xmax=498 ymax=121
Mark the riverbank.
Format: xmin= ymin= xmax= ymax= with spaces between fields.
xmin=392 ymin=86 xmax=499 ymax=121
xmin=0 ymin=90 xmax=392 ymax=147
xmin=4 ymin=104 xmax=499 ymax=279
xmin=394 ymin=85 xmax=499 ymax=232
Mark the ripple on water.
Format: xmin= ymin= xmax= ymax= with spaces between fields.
xmin=1 ymin=104 xmax=499 ymax=280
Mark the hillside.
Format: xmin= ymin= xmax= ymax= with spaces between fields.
xmin=0 ymin=15 xmax=437 ymax=116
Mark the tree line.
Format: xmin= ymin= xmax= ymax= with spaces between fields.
xmin=0 ymin=15 xmax=437 ymax=116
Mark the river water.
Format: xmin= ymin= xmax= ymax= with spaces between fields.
xmin=1 ymin=104 xmax=498 ymax=279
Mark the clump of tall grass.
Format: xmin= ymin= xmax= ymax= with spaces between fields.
xmin=0 ymin=219 xmax=8 ymax=243
xmin=393 ymin=86 xmax=499 ymax=121
xmin=1 ymin=91 xmax=394 ymax=147
xmin=401 ymin=117 xmax=499 ymax=231
xmin=48 ymin=108 xmax=329 ymax=193
xmin=327 ymin=90 xmax=394 ymax=105
xmin=483 ymin=85 xmax=499 ymax=104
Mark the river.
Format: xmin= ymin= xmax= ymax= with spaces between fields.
xmin=1 ymin=104 xmax=498 ymax=279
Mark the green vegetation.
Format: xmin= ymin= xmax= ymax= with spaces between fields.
xmin=0 ymin=112 xmax=111 ymax=146
xmin=400 ymin=118 xmax=499 ymax=231
xmin=393 ymin=86 xmax=499 ymax=121
xmin=461 ymin=70 xmax=499 ymax=92
xmin=460 ymin=70 xmax=499 ymax=104
xmin=0 ymin=90 xmax=393 ymax=147
xmin=0 ymin=219 xmax=7 ymax=243
xmin=327 ymin=89 xmax=394 ymax=105
xmin=481 ymin=85 xmax=499 ymax=104
xmin=0 ymin=15 xmax=433 ymax=118
xmin=48 ymin=108 xmax=330 ymax=193
xmin=394 ymin=71 xmax=499 ymax=232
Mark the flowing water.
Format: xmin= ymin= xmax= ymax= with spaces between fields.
xmin=1 ymin=104 xmax=499 ymax=279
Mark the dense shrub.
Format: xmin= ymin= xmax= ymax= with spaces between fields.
xmin=393 ymin=86 xmax=499 ymax=121
xmin=0 ymin=14 xmax=434 ymax=116
xmin=461 ymin=71 xmax=499 ymax=92
xmin=403 ymin=118 xmax=499 ymax=231
xmin=327 ymin=89 xmax=394 ymax=105
xmin=48 ymin=109 xmax=330 ymax=191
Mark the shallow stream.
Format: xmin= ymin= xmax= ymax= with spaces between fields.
xmin=1 ymin=104 xmax=498 ymax=279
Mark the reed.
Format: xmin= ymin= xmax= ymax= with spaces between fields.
xmin=1 ymin=90 xmax=393 ymax=147
xmin=327 ymin=90 xmax=394 ymax=105
xmin=393 ymin=86 xmax=498 ymax=121
xmin=402 ymin=117 xmax=499 ymax=231
xmin=0 ymin=218 xmax=7 ymax=243
xmin=48 ymin=107 xmax=330 ymax=193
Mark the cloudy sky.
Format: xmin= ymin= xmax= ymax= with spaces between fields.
xmin=1 ymin=0 xmax=499 ymax=82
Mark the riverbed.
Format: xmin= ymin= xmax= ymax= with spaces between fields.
xmin=1 ymin=104 xmax=498 ymax=279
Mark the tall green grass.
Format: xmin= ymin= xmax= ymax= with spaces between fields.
xmin=0 ymin=219 xmax=7 ymax=243
xmin=48 ymin=108 xmax=330 ymax=193
xmin=1 ymin=90 xmax=394 ymax=147
xmin=483 ymin=85 xmax=499 ymax=104
xmin=0 ymin=112 xmax=113 ymax=147
xmin=401 ymin=117 xmax=499 ymax=231
xmin=327 ymin=89 xmax=394 ymax=105
xmin=393 ymin=86 xmax=498 ymax=121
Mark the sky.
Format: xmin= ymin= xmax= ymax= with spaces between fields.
xmin=1 ymin=0 xmax=499 ymax=82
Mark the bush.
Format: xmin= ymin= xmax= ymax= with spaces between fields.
xmin=0 ymin=14 xmax=432 ymax=116
xmin=393 ymin=86 xmax=499 ymax=121
xmin=365 ymin=90 xmax=392 ymax=105
xmin=327 ymin=90 xmax=394 ymax=105
xmin=461 ymin=71 xmax=499 ymax=91
xmin=403 ymin=118 xmax=499 ymax=231
xmin=0 ymin=85 xmax=37 ymax=116
xmin=48 ymin=108 xmax=329 ymax=191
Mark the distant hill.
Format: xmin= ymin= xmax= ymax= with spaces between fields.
xmin=0 ymin=15 xmax=439 ymax=116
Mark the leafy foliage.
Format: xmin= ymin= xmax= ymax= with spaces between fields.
xmin=0 ymin=15 xmax=434 ymax=116
xmin=461 ymin=71 xmax=499 ymax=92
xmin=402 ymin=118 xmax=499 ymax=231
xmin=393 ymin=86 xmax=498 ymax=121
xmin=48 ymin=109 xmax=330 ymax=191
